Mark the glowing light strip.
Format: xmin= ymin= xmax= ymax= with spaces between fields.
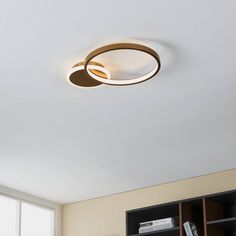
xmin=84 ymin=43 xmax=161 ymax=86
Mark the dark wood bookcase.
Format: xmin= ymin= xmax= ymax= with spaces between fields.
xmin=126 ymin=190 xmax=236 ymax=236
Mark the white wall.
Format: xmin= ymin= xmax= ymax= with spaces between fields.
xmin=62 ymin=169 xmax=236 ymax=236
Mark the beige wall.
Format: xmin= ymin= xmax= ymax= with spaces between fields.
xmin=62 ymin=169 xmax=236 ymax=236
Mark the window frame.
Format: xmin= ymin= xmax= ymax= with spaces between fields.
xmin=0 ymin=185 xmax=61 ymax=236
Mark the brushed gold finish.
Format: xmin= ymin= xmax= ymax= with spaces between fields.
xmin=84 ymin=43 xmax=161 ymax=86
xmin=69 ymin=62 xmax=108 ymax=88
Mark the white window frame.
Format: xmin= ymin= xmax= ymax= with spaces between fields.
xmin=0 ymin=185 xmax=61 ymax=236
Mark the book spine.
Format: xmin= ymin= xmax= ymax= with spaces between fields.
xmin=183 ymin=222 xmax=193 ymax=236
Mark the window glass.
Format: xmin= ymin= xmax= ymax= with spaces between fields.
xmin=0 ymin=194 xmax=18 ymax=236
xmin=21 ymin=202 xmax=54 ymax=236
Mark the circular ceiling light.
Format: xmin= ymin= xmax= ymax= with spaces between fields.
xmin=84 ymin=43 xmax=161 ymax=86
xmin=67 ymin=62 xmax=111 ymax=88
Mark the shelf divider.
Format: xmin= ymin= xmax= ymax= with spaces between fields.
xmin=203 ymin=197 xmax=208 ymax=236
xmin=179 ymin=202 xmax=183 ymax=236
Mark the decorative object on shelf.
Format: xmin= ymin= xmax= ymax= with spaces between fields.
xmin=67 ymin=42 xmax=161 ymax=88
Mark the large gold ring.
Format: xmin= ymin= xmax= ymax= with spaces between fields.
xmin=84 ymin=43 xmax=161 ymax=86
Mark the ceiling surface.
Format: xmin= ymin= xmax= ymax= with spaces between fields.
xmin=0 ymin=0 xmax=236 ymax=204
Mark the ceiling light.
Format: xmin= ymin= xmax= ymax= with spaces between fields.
xmin=67 ymin=42 xmax=161 ymax=87
xmin=85 ymin=43 xmax=161 ymax=86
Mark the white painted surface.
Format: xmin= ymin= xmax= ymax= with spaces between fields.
xmin=0 ymin=0 xmax=236 ymax=203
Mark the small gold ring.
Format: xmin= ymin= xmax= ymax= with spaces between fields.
xmin=67 ymin=61 xmax=110 ymax=88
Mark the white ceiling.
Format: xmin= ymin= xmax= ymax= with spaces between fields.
xmin=0 ymin=0 xmax=236 ymax=204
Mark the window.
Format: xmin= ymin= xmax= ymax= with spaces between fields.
xmin=0 ymin=194 xmax=55 ymax=236
xmin=21 ymin=202 xmax=54 ymax=236
xmin=0 ymin=195 xmax=18 ymax=236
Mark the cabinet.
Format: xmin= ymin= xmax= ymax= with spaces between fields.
xmin=126 ymin=190 xmax=236 ymax=236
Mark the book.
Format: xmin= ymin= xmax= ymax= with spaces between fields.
xmin=183 ymin=221 xmax=199 ymax=236
xmin=139 ymin=221 xmax=175 ymax=233
xmin=183 ymin=221 xmax=193 ymax=236
xmin=140 ymin=217 xmax=174 ymax=227
xmin=190 ymin=223 xmax=199 ymax=236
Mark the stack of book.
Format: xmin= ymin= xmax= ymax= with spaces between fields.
xmin=139 ymin=217 xmax=175 ymax=234
xmin=183 ymin=221 xmax=199 ymax=236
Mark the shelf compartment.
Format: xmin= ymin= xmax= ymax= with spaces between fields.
xmin=129 ymin=226 xmax=180 ymax=236
xmin=126 ymin=203 xmax=179 ymax=235
xmin=205 ymin=192 xmax=236 ymax=221
xmin=181 ymin=198 xmax=204 ymax=236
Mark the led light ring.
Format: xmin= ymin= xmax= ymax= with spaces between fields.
xmin=84 ymin=43 xmax=161 ymax=86
xmin=67 ymin=62 xmax=111 ymax=87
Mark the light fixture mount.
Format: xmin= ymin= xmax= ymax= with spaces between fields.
xmin=67 ymin=61 xmax=110 ymax=88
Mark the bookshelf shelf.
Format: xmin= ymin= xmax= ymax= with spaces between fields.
xmin=129 ymin=226 xmax=180 ymax=236
xmin=207 ymin=217 xmax=236 ymax=231
xmin=126 ymin=190 xmax=236 ymax=236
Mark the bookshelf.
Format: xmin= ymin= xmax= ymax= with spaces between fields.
xmin=126 ymin=190 xmax=236 ymax=236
